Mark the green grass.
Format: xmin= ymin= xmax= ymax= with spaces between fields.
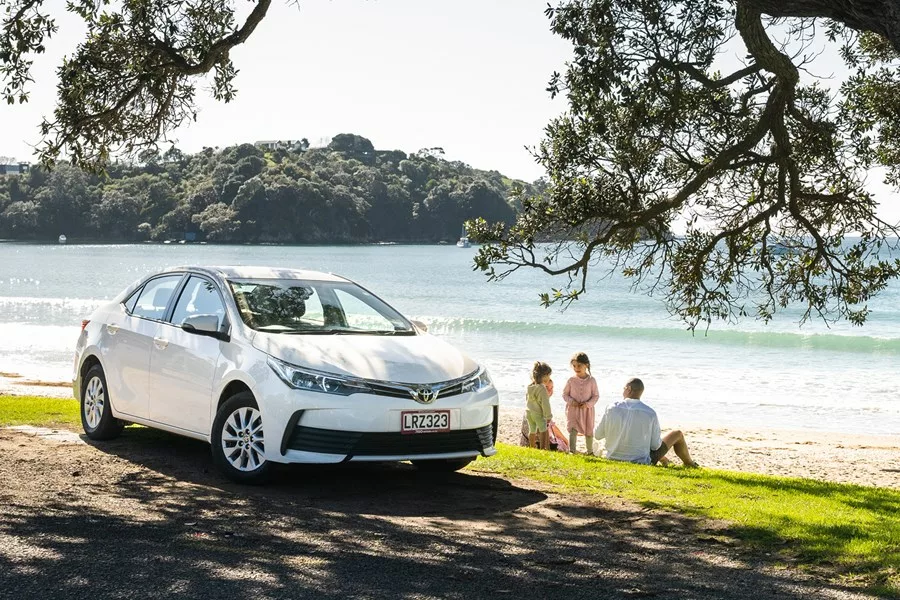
xmin=0 ymin=395 xmax=81 ymax=427
xmin=472 ymin=444 xmax=900 ymax=595
xmin=3 ymin=396 xmax=897 ymax=593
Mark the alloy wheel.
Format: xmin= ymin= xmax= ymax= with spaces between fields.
xmin=221 ymin=406 xmax=266 ymax=471
xmin=83 ymin=375 xmax=105 ymax=430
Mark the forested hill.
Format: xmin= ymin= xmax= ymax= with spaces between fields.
xmin=0 ymin=134 xmax=542 ymax=243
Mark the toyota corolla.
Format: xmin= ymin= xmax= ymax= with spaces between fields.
xmin=73 ymin=266 xmax=499 ymax=483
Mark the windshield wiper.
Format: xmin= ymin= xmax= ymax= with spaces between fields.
xmin=280 ymin=329 xmax=343 ymax=335
xmin=280 ymin=329 xmax=415 ymax=336
xmin=341 ymin=329 xmax=416 ymax=336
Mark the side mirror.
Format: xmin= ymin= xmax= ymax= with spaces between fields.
xmin=411 ymin=319 xmax=428 ymax=333
xmin=182 ymin=314 xmax=229 ymax=341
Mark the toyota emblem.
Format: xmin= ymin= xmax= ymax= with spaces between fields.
xmin=411 ymin=386 xmax=439 ymax=404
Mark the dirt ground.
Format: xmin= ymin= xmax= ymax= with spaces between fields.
xmin=0 ymin=426 xmax=880 ymax=600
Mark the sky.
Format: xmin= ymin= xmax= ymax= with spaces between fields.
xmin=0 ymin=0 xmax=572 ymax=182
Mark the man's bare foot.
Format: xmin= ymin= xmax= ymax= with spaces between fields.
xmin=657 ymin=456 xmax=671 ymax=467
xmin=683 ymin=460 xmax=700 ymax=468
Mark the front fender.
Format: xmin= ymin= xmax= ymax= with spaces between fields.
xmin=209 ymin=353 xmax=268 ymax=429
xmin=72 ymin=342 xmax=104 ymax=403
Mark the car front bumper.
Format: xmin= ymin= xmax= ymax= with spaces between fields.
xmin=257 ymin=382 xmax=500 ymax=465
xmin=281 ymin=409 xmax=498 ymax=463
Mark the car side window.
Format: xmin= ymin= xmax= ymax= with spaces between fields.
xmin=171 ymin=276 xmax=226 ymax=328
xmin=123 ymin=288 xmax=142 ymax=314
xmin=131 ymin=275 xmax=183 ymax=321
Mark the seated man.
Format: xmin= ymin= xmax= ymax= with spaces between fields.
xmin=593 ymin=378 xmax=698 ymax=467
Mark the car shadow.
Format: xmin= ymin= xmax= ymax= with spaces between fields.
xmin=81 ymin=426 xmax=547 ymax=519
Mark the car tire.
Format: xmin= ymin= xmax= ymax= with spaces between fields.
xmin=412 ymin=457 xmax=475 ymax=473
xmin=80 ymin=364 xmax=124 ymax=440
xmin=211 ymin=391 xmax=272 ymax=485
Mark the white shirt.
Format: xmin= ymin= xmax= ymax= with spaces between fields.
xmin=594 ymin=398 xmax=662 ymax=465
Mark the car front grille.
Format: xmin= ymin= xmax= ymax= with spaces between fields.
xmin=365 ymin=380 xmax=466 ymax=400
xmin=285 ymin=424 xmax=495 ymax=457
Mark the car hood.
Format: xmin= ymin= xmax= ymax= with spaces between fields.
xmin=252 ymin=333 xmax=478 ymax=383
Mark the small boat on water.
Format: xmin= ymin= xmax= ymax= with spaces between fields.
xmin=456 ymin=225 xmax=470 ymax=248
xmin=58 ymin=235 xmax=66 ymax=244
xmin=755 ymin=239 xmax=793 ymax=256
xmin=768 ymin=240 xmax=792 ymax=256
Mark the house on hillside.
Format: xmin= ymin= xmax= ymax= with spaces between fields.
xmin=254 ymin=139 xmax=310 ymax=152
xmin=0 ymin=163 xmax=29 ymax=176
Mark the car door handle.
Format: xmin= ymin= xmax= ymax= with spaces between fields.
xmin=106 ymin=324 xmax=119 ymax=335
xmin=153 ymin=337 xmax=169 ymax=349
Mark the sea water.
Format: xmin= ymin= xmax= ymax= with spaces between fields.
xmin=1 ymin=242 xmax=898 ymax=435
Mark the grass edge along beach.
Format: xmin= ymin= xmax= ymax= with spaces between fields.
xmin=2 ymin=394 xmax=898 ymax=596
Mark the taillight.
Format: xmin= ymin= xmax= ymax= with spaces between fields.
xmin=81 ymin=320 xmax=90 ymax=332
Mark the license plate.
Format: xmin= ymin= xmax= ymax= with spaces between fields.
xmin=401 ymin=410 xmax=450 ymax=434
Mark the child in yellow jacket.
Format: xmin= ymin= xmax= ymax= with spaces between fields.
xmin=526 ymin=361 xmax=553 ymax=450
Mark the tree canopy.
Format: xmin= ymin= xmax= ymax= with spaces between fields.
xmin=0 ymin=136 xmax=529 ymax=243
xmin=471 ymin=0 xmax=900 ymax=328
xmin=2 ymin=0 xmax=273 ymax=170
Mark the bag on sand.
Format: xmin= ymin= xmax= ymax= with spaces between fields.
xmin=519 ymin=413 xmax=570 ymax=452
xmin=548 ymin=420 xmax=570 ymax=452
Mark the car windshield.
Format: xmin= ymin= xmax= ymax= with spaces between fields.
xmin=228 ymin=278 xmax=415 ymax=335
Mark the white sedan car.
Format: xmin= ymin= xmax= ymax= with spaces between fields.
xmin=73 ymin=266 xmax=499 ymax=483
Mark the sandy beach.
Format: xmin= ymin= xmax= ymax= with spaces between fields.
xmin=2 ymin=371 xmax=898 ymax=489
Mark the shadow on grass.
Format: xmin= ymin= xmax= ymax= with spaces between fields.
xmin=474 ymin=448 xmax=899 ymax=595
xmin=615 ymin=461 xmax=900 ymax=593
xmin=697 ymin=470 xmax=900 ymax=510
xmin=0 ymin=427 xmax=885 ymax=599
xmin=697 ymin=471 xmax=900 ymax=586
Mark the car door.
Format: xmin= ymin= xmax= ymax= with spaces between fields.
xmin=149 ymin=275 xmax=227 ymax=434
xmin=100 ymin=274 xmax=185 ymax=420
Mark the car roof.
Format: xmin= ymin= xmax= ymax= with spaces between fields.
xmin=161 ymin=265 xmax=351 ymax=282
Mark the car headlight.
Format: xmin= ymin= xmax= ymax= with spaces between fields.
xmin=460 ymin=367 xmax=493 ymax=394
xmin=267 ymin=357 xmax=371 ymax=396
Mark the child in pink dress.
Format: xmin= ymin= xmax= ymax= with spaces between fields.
xmin=563 ymin=352 xmax=599 ymax=455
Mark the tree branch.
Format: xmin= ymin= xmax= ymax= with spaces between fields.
xmin=152 ymin=0 xmax=272 ymax=75
xmin=656 ymin=58 xmax=761 ymax=89
xmin=747 ymin=0 xmax=900 ymax=52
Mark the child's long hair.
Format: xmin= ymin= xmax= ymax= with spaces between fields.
xmin=571 ymin=352 xmax=591 ymax=375
xmin=531 ymin=361 xmax=552 ymax=384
